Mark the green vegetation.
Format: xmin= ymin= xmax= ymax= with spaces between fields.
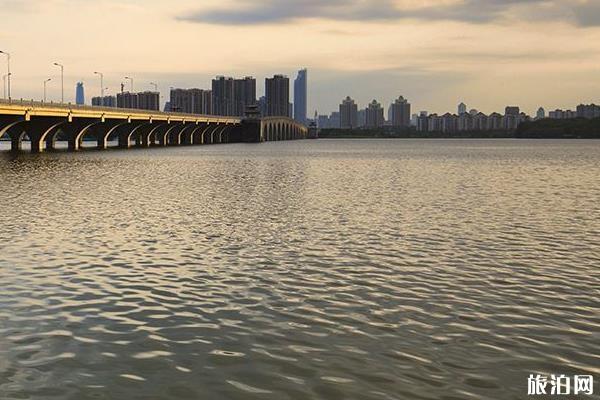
xmin=516 ymin=118 xmax=600 ymax=139
xmin=320 ymin=119 xmax=600 ymax=139
xmin=318 ymin=127 xmax=514 ymax=139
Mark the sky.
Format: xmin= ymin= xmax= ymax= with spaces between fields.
xmin=1 ymin=0 xmax=600 ymax=115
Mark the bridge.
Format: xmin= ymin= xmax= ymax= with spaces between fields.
xmin=0 ymin=100 xmax=308 ymax=153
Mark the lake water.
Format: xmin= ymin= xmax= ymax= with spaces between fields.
xmin=0 ymin=139 xmax=599 ymax=399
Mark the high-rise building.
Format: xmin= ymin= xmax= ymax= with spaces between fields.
xmin=441 ymin=113 xmax=458 ymax=133
xmin=233 ymin=77 xmax=256 ymax=116
xmin=390 ymin=96 xmax=411 ymax=127
xmin=339 ymin=96 xmax=358 ymax=129
xmin=488 ymin=112 xmax=503 ymax=130
xmin=170 ymin=89 xmax=191 ymax=113
xmin=357 ymin=109 xmax=366 ymax=128
xmin=536 ymin=107 xmax=546 ymax=120
xmin=503 ymin=106 xmax=520 ymax=130
xmin=212 ymin=76 xmax=235 ymax=116
xmin=458 ymin=112 xmax=473 ymax=131
xmin=116 ymin=92 xmax=138 ymax=109
xmin=473 ymin=113 xmax=488 ymax=130
xmin=92 ymin=95 xmax=116 ymax=107
xmin=198 ymin=89 xmax=213 ymax=115
xmin=330 ymin=111 xmax=340 ymax=129
xmin=365 ymin=99 xmax=384 ymax=128
xmin=138 ymin=91 xmax=160 ymax=111
xmin=265 ymin=75 xmax=290 ymax=117
xmin=75 ymin=82 xmax=85 ymax=105
xmin=458 ymin=102 xmax=467 ymax=115
xmin=317 ymin=114 xmax=329 ymax=129
xmin=505 ymin=106 xmax=520 ymax=116
xmin=417 ymin=111 xmax=429 ymax=132
xmin=258 ymin=96 xmax=267 ymax=117
xmin=576 ymin=104 xmax=600 ymax=119
xmin=293 ymin=69 xmax=307 ymax=124
xmin=170 ymin=88 xmax=213 ymax=114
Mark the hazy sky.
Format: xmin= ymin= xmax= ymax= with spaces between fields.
xmin=1 ymin=0 xmax=600 ymax=115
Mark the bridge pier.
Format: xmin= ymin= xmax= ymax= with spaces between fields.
xmin=180 ymin=124 xmax=198 ymax=145
xmin=24 ymin=118 xmax=67 ymax=153
xmin=11 ymin=134 xmax=22 ymax=152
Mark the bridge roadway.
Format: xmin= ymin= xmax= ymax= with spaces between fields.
xmin=0 ymin=99 xmax=308 ymax=152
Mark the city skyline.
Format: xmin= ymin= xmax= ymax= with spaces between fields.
xmin=1 ymin=0 xmax=599 ymax=115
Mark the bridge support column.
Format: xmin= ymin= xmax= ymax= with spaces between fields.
xmin=46 ymin=134 xmax=57 ymax=150
xmin=118 ymin=131 xmax=131 ymax=148
xmin=25 ymin=119 xmax=67 ymax=153
xmin=141 ymin=134 xmax=151 ymax=147
xmin=11 ymin=134 xmax=22 ymax=152
xmin=68 ymin=136 xmax=81 ymax=151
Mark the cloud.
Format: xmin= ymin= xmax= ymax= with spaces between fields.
xmin=572 ymin=1 xmax=600 ymax=27
xmin=178 ymin=0 xmax=555 ymax=25
xmin=177 ymin=0 xmax=600 ymax=27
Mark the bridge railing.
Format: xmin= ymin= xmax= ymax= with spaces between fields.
xmin=0 ymin=98 xmax=240 ymax=121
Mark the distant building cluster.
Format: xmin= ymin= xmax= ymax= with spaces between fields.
xmin=91 ymin=91 xmax=159 ymax=111
xmin=91 ymin=96 xmax=116 ymax=107
xmin=549 ymin=109 xmax=578 ymax=119
xmin=537 ymin=104 xmax=600 ymax=120
xmin=317 ymin=96 xmax=412 ymax=129
xmin=417 ymin=106 xmax=527 ymax=133
xmin=576 ymin=104 xmax=600 ymax=119
xmin=87 ymin=69 xmax=308 ymax=122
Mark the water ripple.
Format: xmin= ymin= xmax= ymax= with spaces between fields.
xmin=0 ymin=139 xmax=599 ymax=399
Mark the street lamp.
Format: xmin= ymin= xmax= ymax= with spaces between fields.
xmin=150 ymin=82 xmax=158 ymax=92
xmin=43 ymin=78 xmax=51 ymax=102
xmin=53 ymin=62 xmax=64 ymax=103
xmin=2 ymin=73 xmax=10 ymax=99
xmin=94 ymin=71 xmax=104 ymax=99
xmin=124 ymin=76 xmax=133 ymax=92
xmin=0 ymin=51 xmax=11 ymax=100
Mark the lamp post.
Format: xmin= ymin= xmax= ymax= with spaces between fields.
xmin=124 ymin=76 xmax=133 ymax=92
xmin=2 ymin=73 xmax=10 ymax=99
xmin=53 ymin=62 xmax=64 ymax=103
xmin=150 ymin=82 xmax=158 ymax=92
xmin=0 ymin=51 xmax=11 ymax=100
xmin=94 ymin=71 xmax=104 ymax=99
xmin=43 ymin=78 xmax=51 ymax=102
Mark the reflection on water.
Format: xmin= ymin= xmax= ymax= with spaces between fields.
xmin=0 ymin=139 xmax=599 ymax=400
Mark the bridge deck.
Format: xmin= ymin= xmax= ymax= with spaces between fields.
xmin=0 ymin=99 xmax=242 ymax=124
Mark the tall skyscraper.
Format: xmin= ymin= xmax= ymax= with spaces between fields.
xmin=75 ymin=82 xmax=85 ymax=105
xmin=233 ymin=77 xmax=256 ymax=116
xmin=458 ymin=102 xmax=467 ymax=115
xmin=390 ymin=96 xmax=411 ymax=127
xmin=339 ymin=96 xmax=358 ymax=129
xmin=265 ymin=75 xmax=290 ymax=117
xmin=365 ymin=100 xmax=384 ymax=128
xmin=293 ymin=69 xmax=307 ymax=124
xmin=212 ymin=76 xmax=235 ymax=116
